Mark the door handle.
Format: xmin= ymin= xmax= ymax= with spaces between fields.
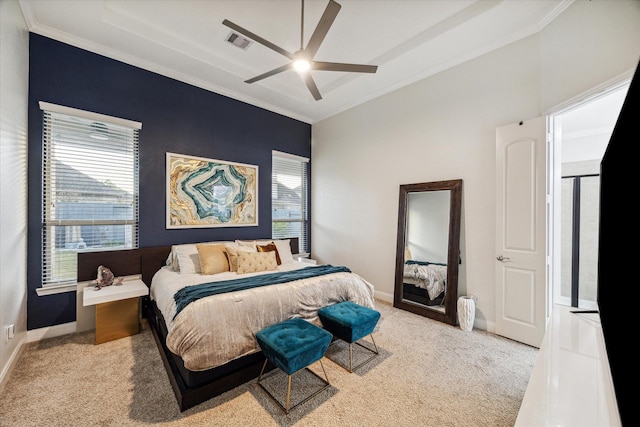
xmin=496 ymin=255 xmax=510 ymax=261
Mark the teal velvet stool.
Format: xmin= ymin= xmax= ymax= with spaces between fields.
xmin=318 ymin=301 xmax=380 ymax=372
xmin=256 ymin=317 xmax=332 ymax=414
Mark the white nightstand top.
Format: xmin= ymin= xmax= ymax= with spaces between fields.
xmin=82 ymin=277 xmax=148 ymax=306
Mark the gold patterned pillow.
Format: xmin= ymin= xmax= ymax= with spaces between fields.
xmin=236 ymin=251 xmax=278 ymax=274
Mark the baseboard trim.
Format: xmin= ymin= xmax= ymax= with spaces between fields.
xmin=0 ymin=335 xmax=27 ymax=394
xmin=375 ymin=290 xmax=393 ymax=304
xmin=27 ymin=322 xmax=77 ymax=343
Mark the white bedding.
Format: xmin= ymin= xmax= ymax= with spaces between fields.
xmin=150 ymin=260 xmax=376 ymax=371
xmin=403 ymin=262 xmax=447 ymax=300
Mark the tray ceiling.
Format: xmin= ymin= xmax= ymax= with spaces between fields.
xmin=20 ymin=0 xmax=572 ymax=123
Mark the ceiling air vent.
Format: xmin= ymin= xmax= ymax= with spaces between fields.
xmin=226 ymin=32 xmax=252 ymax=50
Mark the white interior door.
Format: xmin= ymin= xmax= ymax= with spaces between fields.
xmin=495 ymin=116 xmax=547 ymax=348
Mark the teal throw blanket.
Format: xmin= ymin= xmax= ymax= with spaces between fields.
xmin=405 ymin=260 xmax=447 ymax=267
xmin=173 ymin=265 xmax=351 ymax=319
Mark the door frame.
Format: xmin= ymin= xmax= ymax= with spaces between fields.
xmin=546 ymin=73 xmax=632 ymax=313
xmin=494 ymin=72 xmax=632 ymax=347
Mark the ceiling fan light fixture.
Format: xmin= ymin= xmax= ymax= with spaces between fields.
xmin=293 ymin=58 xmax=311 ymax=73
xmin=222 ymin=0 xmax=377 ymax=101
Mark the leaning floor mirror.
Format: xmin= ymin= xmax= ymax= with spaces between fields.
xmin=394 ymin=179 xmax=463 ymax=325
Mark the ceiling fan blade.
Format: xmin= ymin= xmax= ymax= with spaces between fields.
xmin=245 ymin=63 xmax=293 ymax=84
xmin=304 ymin=0 xmax=341 ymax=59
xmin=222 ymin=19 xmax=294 ymax=59
xmin=312 ymin=61 xmax=378 ymax=73
xmin=301 ymin=73 xmax=322 ymax=100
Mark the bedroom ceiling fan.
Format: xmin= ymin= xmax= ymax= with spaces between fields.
xmin=222 ymin=0 xmax=378 ymax=101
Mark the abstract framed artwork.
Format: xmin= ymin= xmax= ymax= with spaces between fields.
xmin=166 ymin=152 xmax=258 ymax=228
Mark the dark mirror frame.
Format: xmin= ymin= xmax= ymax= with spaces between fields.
xmin=393 ymin=179 xmax=463 ymax=325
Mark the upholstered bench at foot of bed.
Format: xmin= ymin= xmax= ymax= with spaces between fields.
xmin=255 ymin=317 xmax=333 ymax=414
xmin=318 ymin=301 xmax=380 ymax=373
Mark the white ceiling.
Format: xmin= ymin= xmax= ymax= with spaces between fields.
xmin=19 ymin=0 xmax=573 ymax=124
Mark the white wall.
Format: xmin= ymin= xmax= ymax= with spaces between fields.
xmin=0 ymin=0 xmax=29 ymax=390
xmin=311 ymin=0 xmax=640 ymax=331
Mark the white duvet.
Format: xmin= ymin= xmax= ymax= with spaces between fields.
xmin=150 ymin=261 xmax=376 ymax=371
xmin=403 ymin=262 xmax=447 ymax=300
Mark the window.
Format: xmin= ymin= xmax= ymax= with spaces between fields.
xmin=272 ymin=150 xmax=309 ymax=254
xmin=40 ymin=102 xmax=140 ymax=287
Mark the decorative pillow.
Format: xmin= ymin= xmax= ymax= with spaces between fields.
xmin=257 ymin=242 xmax=281 ymax=265
xmin=236 ymin=251 xmax=278 ymax=274
xmin=405 ymin=246 xmax=413 ymax=261
xmin=196 ymin=244 xmax=230 ymax=275
xmin=170 ymin=241 xmax=226 ymax=273
xmin=273 ymin=239 xmax=294 ymax=264
xmin=172 ymin=244 xmax=200 ymax=274
xmin=224 ymin=242 xmax=256 ymax=272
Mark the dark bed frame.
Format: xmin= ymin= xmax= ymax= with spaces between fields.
xmin=77 ymin=238 xmax=299 ymax=411
xmin=401 ymin=283 xmax=445 ymax=307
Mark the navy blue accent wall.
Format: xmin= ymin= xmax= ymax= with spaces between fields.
xmin=27 ymin=34 xmax=311 ymax=330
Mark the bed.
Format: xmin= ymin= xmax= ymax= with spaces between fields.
xmin=77 ymin=238 xmax=376 ymax=411
xmin=402 ymin=260 xmax=447 ymax=306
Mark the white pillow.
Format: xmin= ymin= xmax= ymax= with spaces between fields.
xmin=172 ymin=244 xmax=199 ymax=274
xmin=235 ymin=239 xmax=273 ymax=251
xmin=273 ymin=239 xmax=294 ymax=264
xmin=235 ymin=240 xmax=257 ymax=250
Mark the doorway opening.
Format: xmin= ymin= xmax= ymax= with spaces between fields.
xmin=549 ymin=82 xmax=629 ymax=310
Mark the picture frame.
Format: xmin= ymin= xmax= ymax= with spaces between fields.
xmin=166 ymin=152 xmax=258 ymax=228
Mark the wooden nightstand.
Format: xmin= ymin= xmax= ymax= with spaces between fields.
xmin=82 ymin=278 xmax=148 ymax=344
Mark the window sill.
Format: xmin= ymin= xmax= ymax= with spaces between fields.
xmin=36 ymin=283 xmax=77 ymax=296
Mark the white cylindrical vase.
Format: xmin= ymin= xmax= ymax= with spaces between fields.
xmin=457 ymin=296 xmax=476 ymax=331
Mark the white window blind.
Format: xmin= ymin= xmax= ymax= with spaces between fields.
xmin=40 ymin=103 xmax=140 ymax=287
xmin=272 ymin=151 xmax=309 ymax=254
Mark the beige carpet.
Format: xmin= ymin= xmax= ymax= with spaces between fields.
xmin=0 ymin=300 xmax=537 ymax=426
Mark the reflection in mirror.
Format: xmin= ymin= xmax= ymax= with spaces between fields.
xmin=403 ymin=190 xmax=450 ymax=312
xmin=394 ymin=180 xmax=462 ymax=325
